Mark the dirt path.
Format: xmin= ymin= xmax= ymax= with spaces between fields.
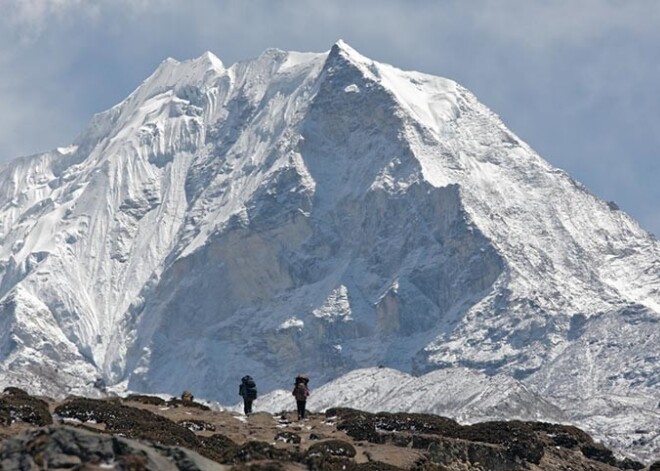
xmin=129 ymin=403 xmax=425 ymax=469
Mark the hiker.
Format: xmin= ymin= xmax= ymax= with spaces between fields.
xmin=239 ymin=375 xmax=258 ymax=415
xmin=292 ymin=374 xmax=310 ymax=420
xmin=181 ymin=390 xmax=194 ymax=402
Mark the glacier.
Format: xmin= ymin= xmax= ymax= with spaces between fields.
xmin=0 ymin=41 xmax=658 ymax=460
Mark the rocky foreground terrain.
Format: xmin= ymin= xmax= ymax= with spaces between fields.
xmin=0 ymin=387 xmax=657 ymax=470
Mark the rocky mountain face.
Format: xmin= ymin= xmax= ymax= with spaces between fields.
xmin=0 ymin=41 xmax=658 ymax=460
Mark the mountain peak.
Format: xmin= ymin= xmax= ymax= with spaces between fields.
xmin=191 ymin=51 xmax=225 ymax=71
xmin=332 ymin=38 xmax=354 ymax=51
xmin=150 ymin=51 xmax=224 ymax=87
xmin=161 ymin=57 xmax=179 ymax=65
xmin=0 ymin=42 xmax=658 ymax=462
xmin=329 ymin=39 xmax=369 ymax=64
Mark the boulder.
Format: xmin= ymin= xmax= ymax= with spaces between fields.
xmin=0 ymin=388 xmax=52 ymax=427
xmin=0 ymin=425 xmax=226 ymax=470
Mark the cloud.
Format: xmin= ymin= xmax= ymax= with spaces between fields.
xmin=468 ymin=0 xmax=660 ymax=48
xmin=2 ymin=0 xmax=90 ymax=43
xmin=0 ymin=0 xmax=180 ymax=45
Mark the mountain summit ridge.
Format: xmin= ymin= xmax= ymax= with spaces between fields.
xmin=0 ymin=42 xmax=657 ymax=459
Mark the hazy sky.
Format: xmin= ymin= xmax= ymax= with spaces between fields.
xmin=0 ymin=0 xmax=658 ymax=235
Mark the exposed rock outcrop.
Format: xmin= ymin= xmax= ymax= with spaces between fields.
xmin=0 ymin=390 xmax=652 ymax=470
xmin=0 ymin=387 xmax=52 ymax=427
xmin=0 ymin=426 xmax=227 ymax=470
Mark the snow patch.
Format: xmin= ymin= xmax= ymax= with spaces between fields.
xmin=277 ymin=317 xmax=304 ymax=332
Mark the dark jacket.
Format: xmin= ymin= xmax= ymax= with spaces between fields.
xmin=239 ymin=377 xmax=257 ymax=399
xmin=292 ymin=382 xmax=310 ymax=401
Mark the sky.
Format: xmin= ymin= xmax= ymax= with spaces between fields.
xmin=0 ymin=0 xmax=658 ymax=235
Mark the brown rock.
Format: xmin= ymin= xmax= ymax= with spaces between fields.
xmin=182 ymin=390 xmax=195 ymax=402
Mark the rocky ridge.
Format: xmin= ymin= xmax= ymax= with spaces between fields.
xmin=0 ymin=387 xmax=657 ymax=470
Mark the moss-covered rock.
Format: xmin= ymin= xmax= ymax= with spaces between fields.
xmin=179 ymin=419 xmax=217 ymax=432
xmin=328 ymin=409 xmax=547 ymax=465
xmin=54 ymin=397 xmax=198 ymax=449
xmin=232 ymin=441 xmax=300 ymax=463
xmin=274 ymin=431 xmax=301 ymax=444
xmin=123 ymin=394 xmax=167 ymax=406
xmin=167 ymin=397 xmax=211 ymax=411
xmin=580 ymin=443 xmax=617 ymax=466
xmin=0 ymin=388 xmax=52 ymax=426
xmin=307 ymin=439 xmax=356 ymax=458
xmin=230 ymin=463 xmax=286 ymax=471
xmin=198 ymin=433 xmax=239 ymax=463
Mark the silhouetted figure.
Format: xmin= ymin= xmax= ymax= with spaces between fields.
xmin=292 ymin=374 xmax=310 ymax=420
xmin=239 ymin=375 xmax=258 ymax=415
xmin=181 ymin=390 xmax=194 ymax=402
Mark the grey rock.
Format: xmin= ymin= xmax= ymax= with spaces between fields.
xmin=0 ymin=425 xmax=229 ymax=471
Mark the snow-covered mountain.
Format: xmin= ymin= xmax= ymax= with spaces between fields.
xmin=0 ymin=41 xmax=658 ymax=459
xmin=253 ymin=367 xmax=657 ymax=462
xmin=250 ymin=367 xmax=567 ymax=422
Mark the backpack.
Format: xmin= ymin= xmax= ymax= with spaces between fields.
xmin=242 ymin=376 xmax=257 ymax=400
xmin=295 ymin=375 xmax=309 ymax=385
xmin=293 ymin=382 xmax=308 ymax=401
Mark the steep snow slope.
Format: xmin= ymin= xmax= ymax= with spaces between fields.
xmin=0 ymin=41 xmax=657 ymax=459
xmin=121 ymin=43 xmax=505 ymax=401
xmin=252 ymin=367 xmax=566 ymax=423
xmin=252 ymin=366 xmax=658 ymax=463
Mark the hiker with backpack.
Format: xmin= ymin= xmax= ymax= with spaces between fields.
xmin=292 ymin=374 xmax=310 ymax=420
xmin=239 ymin=375 xmax=258 ymax=415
